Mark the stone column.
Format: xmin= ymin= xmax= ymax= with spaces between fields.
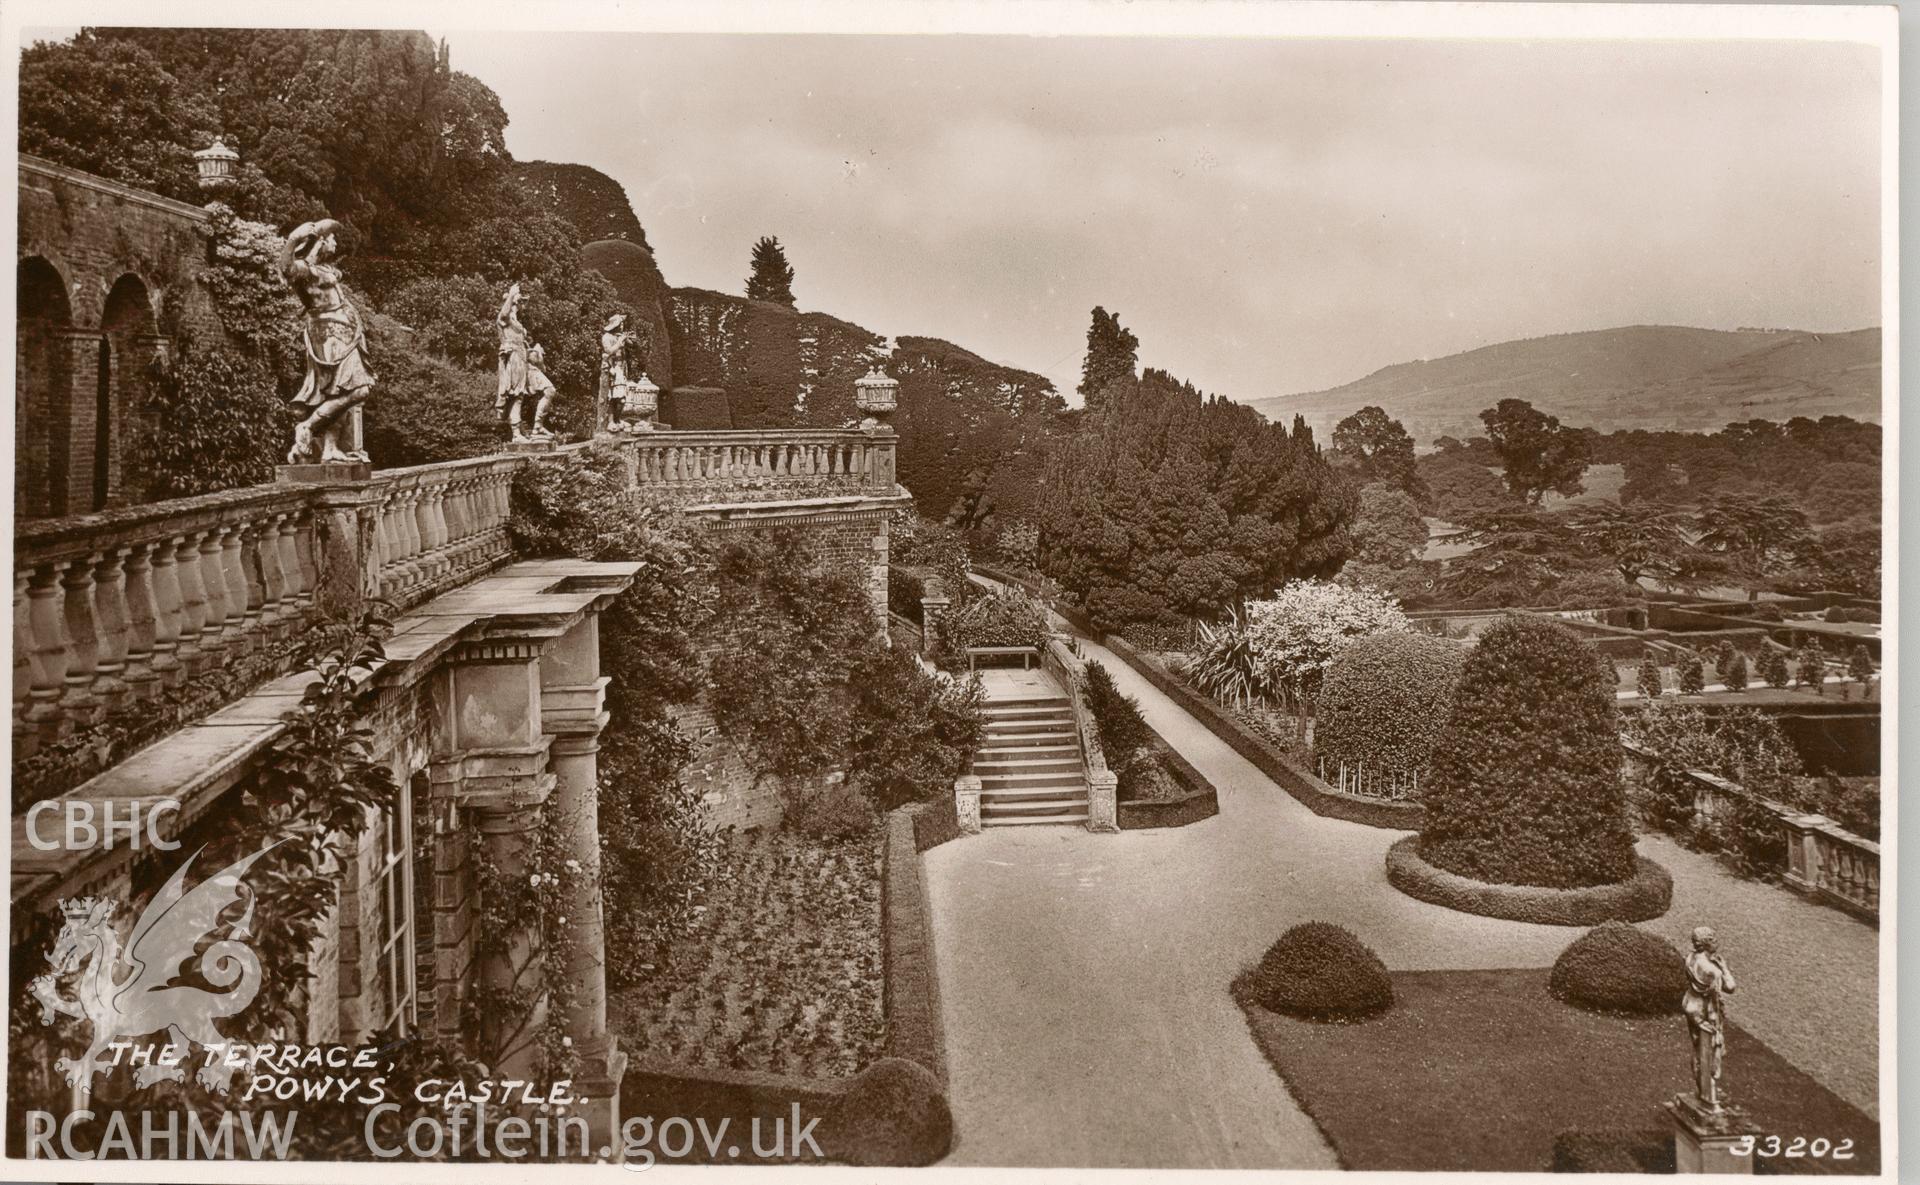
xmin=431 ymin=636 xmax=557 ymax=1080
xmin=299 ymin=479 xmax=380 ymax=622
xmin=920 ymin=588 xmax=950 ymax=658
xmin=1086 ymin=769 xmax=1119 ymax=833
xmin=954 ymin=774 xmax=982 ymax=835
xmin=538 ymin=611 xmax=624 ymax=1149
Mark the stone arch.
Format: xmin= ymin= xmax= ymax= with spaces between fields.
xmin=96 ymin=273 xmax=160 ymax=511
xmin=16 ymin=256 xmax=72 ymax=518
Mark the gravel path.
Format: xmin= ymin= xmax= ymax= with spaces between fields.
xmin=924 ymin=629 xmax=1881 ymax=1167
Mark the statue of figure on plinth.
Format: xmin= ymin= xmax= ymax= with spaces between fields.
xmin=1681 ymin=926 xmax=1737 ymax=1110
xmin=497 ymin=283 xmax=532 ymax=441
xmin=599 ymin=313 xmax=633 ymax=433
xmin=281 ymin=219 xmax=374 ymax=464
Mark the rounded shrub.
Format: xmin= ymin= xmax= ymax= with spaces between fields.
xmin=1549 ymin=921 xmax=1687 ymax=1014
xmin=823 ymin=1058 xmax=952 ymax=1166
xmin=1417 ymin=615 xmax=1638 ymax=890
xmin=1316 ymin=632 xmax=1465 ymax=788
xmin=1240 ymin=922 xmax=1393 ymax=1021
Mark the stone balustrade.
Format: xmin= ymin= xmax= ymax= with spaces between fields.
xmin=367 ymin=456 xmax=521 ymax=610
xmin=15 ymin=484 xmax=324 ymax=757
xmin=1621 ymin=740 xmax=1878 ymax=920
xmin=15 ymin=430 xmax=910 ymax=766
xmin=625 ymin=427 xmax=897 ymax=506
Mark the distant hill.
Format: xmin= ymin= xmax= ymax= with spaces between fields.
xmin=1246 ymin=325 xmax=1881 ymax=444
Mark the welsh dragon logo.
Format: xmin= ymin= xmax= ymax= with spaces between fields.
xmin=30 ymin=842 xmax=282 ymax=1093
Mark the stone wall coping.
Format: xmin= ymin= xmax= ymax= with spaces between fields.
xmin=20 ymin=153 xmax=214 ymax=224
xmin=684 ymin=487 xmax=912 ymax=519
xmin=17 ymin=482 xmax=322 ymax=564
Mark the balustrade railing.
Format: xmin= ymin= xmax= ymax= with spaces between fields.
xmin=14 ymin=429 xmax=905 ymax=768
xmin=16 ymin=486 xmax=324 ymax=756
xmin=368 ymin=456 xmax=520 ymax=609
xmin=1621 ymin=739 xmax=1878 ymax=919
xmin=626 ymin=428 xmax=895 ymax=502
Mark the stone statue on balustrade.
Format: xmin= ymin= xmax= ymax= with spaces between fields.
xmin=281 ymin=219 xmax=374 ymax=465
xmin=1681 ymin=925 xmax=1738 ymax=1111
xmin=598 ymin=313 xmax=634 ymax=433
xmin=496 ymin=283 xmax=533 ymax=438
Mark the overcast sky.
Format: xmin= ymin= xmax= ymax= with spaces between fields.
xmin=445 ymin=31 xmax=1881 ymax=402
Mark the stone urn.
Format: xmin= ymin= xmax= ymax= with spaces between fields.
xmin=627 ymin=372 xmax=660 ymax=430
xmin=854 ymin=366 xmax=898 ymax=429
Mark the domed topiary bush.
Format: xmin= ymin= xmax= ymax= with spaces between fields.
xmin=1315 ymin=631 xmax=1466 ymax=793
xmin=822 ymin=1057 xmax=953 ymax=1166
xmin=1417 ymin=616 xmax=1638 ymax=889
xmin=1239 ymin=922 xmax=1392 ymax=1021
xmin=1549 ymin=921 xmax=1688 ymax=1014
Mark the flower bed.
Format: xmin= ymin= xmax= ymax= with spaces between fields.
xmin=1101 ymin=633 xmax=1424 ymax=830
xmin=1384 ymin=835 xmax=1672 ymax=926
xmin=611 ymin=826 xmax=885 ymax=1079
xmin=1119 ymin=736 xmax=1220 ymax=830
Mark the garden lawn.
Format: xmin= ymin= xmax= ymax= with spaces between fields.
xmin=609 ymin=826 xmax=884 ymax=1080
xmin=1239 ymin=968 xmax=1877 ymax=1175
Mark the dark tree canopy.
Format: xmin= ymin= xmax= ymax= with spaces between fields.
xmin=1332 ymin=406 xmax=1427 ymax=506
xmin=746 ymin=235 xmax=797 ymax=307
xmin=1418 ymin=616 xmax=1637 ymax=889
xmin=1481 ymin=398 xmax=1592 ymax=506
xmin=1694 ymin=494 xmax=1813 ymax=599
xmin=1036 ymin=369 xmax=1356 ymax=633
xmin=1078 ymin=306 xmax=1140 ymax=411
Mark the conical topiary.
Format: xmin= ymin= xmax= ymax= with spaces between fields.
xmin=1417 ymin=615 xmax=1637 ymax=889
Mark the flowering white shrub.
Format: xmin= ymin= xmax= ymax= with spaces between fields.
xmin=1243 ymin=579 xmax=1410 ymax=707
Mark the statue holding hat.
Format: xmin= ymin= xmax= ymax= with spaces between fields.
xmin=280 ymin=218 xmax=374 ymax=464
xmin=599 ymin=312 xmax=634 ymax=433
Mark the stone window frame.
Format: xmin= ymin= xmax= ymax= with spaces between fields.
xmin=371 ymin=784 xmax=419 ymax=1034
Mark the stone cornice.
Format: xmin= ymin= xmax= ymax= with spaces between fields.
xmin=20 ymin=154 xmax=214 ymax=225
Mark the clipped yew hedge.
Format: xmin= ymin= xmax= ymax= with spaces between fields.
xmin=1239 ymin=922 xmax=1393 ymax=1021
xmin=1417 ymin=616 xmax=1638 ymax=890
xmin=1315 ymin=631 xmax=1465 ymax=787
xmin=1548 ymin=922 xmax=1687 ymax=1015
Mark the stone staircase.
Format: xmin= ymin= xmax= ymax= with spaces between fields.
xmin=972 ymin=692 xmax=1089 ymax=826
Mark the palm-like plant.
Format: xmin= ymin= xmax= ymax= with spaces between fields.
xmin=1182 ymin=608 xmax=1269 ymax=709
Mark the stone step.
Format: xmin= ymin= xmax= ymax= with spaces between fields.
xmin=982 ymin=801 xmax=1090 ymax=816
xmin=982 ymin=703 xmax=1072 ymax=719
xmin=982 ymin=813 xmax=1090 ymax=827
xmin=973 ymin=741 xmax=1082 ymax=759
xmin=974 ymin=757 xmax=1083 ymax=776
xmin=979 ymin=770 xmax=1086 ymax=790
xmin=983 ymin=717 xmax=1075 ymax=735
xmin=982 ymin=695 xmax=1071 ymax=710
xmin=983 ymin=787 xmax=1089 ymax=802
xmin=980 ymin=728 xmax=1077 ymax=745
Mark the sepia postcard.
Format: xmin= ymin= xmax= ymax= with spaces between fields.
xmin=0 ymin=0 xmax=1897 ymax=1180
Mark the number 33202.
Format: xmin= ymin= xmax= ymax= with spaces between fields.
xmin=1732 ymin=1136 xmax=1854 ymax=1159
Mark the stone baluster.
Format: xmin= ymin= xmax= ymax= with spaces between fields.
xmin=443 ymin=478 xmax=472 ymax=577
xmin=223 ymin=521 xmax=257 ymax=649
xmin=122 ymin=541 xmax=162 ymax=698
xmin=196 ymin=528 xmax=233 ymax=660
xmin=175 ymin=528 xmax=214 ymax=671
xmin=288 ymin=513 xmax=320 ymax=612
xmin=416 ymin=481 xmax=449 ymax=585
xmin=89 ymin=548 xmax=132 ymax=711
xmin=396 ymin=487 xmax=425 ymax=597
xmin=149 ymin=536 xmax=188 ymax=682
xmin=58 ymin=557 xmax=101 ymax=722
xmin=24 ymin=563 xmax=68 ymax=732
xmin=253 ymin=515 xmax=288 ymax=638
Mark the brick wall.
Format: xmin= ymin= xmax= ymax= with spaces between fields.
xmin=16 ymin=157 xmax=233 ymax=516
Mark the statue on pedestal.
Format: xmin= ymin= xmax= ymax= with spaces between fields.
xmin=598 ymin=313 xmax=633 ymax=433
xmin=496 ymin=283 xmax=532 ymax=440
xmin=1681 ymin=925 xmax=1737 ymax=1110
xmin=281 ymin=219 xmax=374 ymax=464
